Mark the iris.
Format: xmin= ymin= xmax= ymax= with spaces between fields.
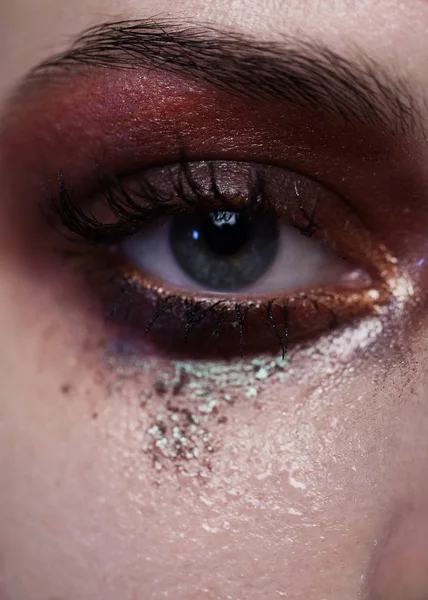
xmin=170 ymin=211 xmax=280 ymax=291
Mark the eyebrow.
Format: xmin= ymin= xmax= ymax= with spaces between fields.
xmin=23 ymin=18 xmax=421 ymax=134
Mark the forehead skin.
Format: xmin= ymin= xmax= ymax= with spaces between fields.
xmin=2 ymin=1 xmax=428 ymax=600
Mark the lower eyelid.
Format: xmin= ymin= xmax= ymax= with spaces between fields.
xmin=66 ymin=244 xmax=391 ymax=360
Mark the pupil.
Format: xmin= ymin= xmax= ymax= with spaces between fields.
xmin=202 ymin=211 xmax=248 ymax=256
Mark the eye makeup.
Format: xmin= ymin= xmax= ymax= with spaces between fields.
xmin=0 ymin=22 xmax=427 ymax=491
xmin=46 ymin=150 xmax=406 ymax=359
xmin=1 ymin=66 xmax=421 ymax=213
xmin=0 ymin=63 xmax=426 ymax=367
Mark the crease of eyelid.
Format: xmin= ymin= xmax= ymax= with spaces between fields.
xmin=8 ymin=17 xmax=425 ymax=136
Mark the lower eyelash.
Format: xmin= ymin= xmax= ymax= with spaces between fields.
xmin=136 ymin=295 xmax=289 ymax=358
xmin=74 ymin=251 xmax=387 ymax=359
xmin=107 ymin=283 xmax=290 ymax=358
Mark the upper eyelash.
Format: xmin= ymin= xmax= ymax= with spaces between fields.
xmin=45 ymin=155 xmax=320 ymax=246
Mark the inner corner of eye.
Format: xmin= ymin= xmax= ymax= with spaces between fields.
xmin=117 ymin=210 xmax=371 ymax=295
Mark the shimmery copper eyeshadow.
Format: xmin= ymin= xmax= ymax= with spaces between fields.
xmin=1 ymin=64 xmax=427 ymax=365
xmin=0 ymin=68 xmax=423 ymax=225
xmin=3 ymin=67 xmax=428 ymax=286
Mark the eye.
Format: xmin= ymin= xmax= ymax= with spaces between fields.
xmin=51 ymin=159 xmax=392 ymax=357
xmin=121 ymin=211 xmax=354 ymax=294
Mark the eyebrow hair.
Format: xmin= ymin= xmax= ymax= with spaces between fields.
xmin=24 ymin=18 xmax=421 ymax=134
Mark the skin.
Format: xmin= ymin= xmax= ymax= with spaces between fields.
xmin=2 ymin=1 xmax=428 ymax=599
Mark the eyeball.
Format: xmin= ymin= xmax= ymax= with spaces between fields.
xmin=121 ymin=210 xmax=360 ymax=295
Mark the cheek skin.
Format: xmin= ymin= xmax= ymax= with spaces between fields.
xmin=3 ymin=238 xmax=428 ymax=599
xmin=368 ymin=508 xmax=428 ymax=600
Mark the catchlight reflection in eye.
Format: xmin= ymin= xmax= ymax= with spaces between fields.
xmin=121 ymin=210 xmax=366 ymax=294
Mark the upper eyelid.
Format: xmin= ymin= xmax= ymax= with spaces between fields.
xmin=1 ymin=21 xmax=425 ymax=244
xmin=46 ymin=160 xmax=305 ymax=245
xmin=8 ymin=17 xmax=423 ymax=137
